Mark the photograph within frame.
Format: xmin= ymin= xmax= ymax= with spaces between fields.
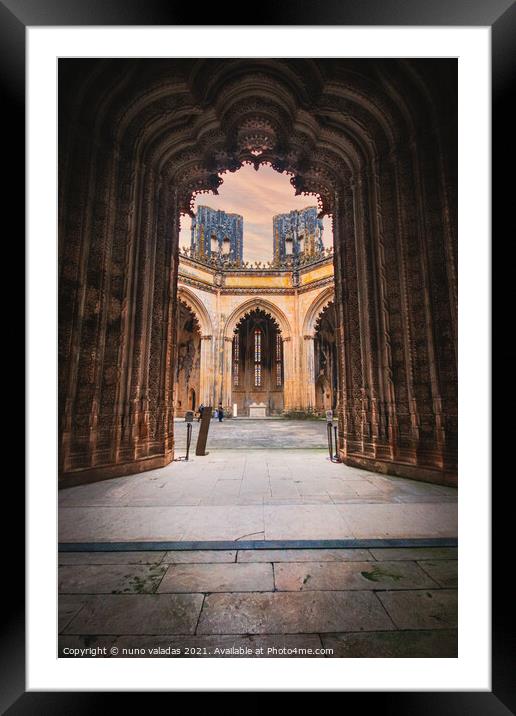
xmin=18 ymin=16 xmax=498 ymax=704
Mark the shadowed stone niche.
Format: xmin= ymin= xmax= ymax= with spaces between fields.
xmin=59 ymin=59 xmax=457 ymax=487
xmin=174 ymin=300 xmax=201 ymax=417
xmin=314 ymin=302 xmax=338 ymax=415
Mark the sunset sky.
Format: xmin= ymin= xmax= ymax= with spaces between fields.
xmin=178 ymin=164 xmax=333 ymax=263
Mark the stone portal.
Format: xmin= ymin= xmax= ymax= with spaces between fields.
xmin=314 ymin=302 xmax=338 ymax=413
xmin=174 ymin=301 xmax=201 ymax=417
xmin=232 ymin=309 xmax=284 ymax=416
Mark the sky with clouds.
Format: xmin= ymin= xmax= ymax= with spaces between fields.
xmin=178 ymin=164 xmax=333 ymax=263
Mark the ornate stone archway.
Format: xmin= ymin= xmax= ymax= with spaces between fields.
xmin=59 ymin=59 xmax=457 ymax=486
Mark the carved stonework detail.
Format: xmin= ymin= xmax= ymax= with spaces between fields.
xmin=59 ymin=59 xmax=457 ymax=486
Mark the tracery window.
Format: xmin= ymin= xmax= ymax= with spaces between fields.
xmin=276 ymin=332 xmax=282 ymax=387
xmin=233 ymin=334 xmax=239 ymax=386
xmin=254 ymin=328 xmax=262 ymax=387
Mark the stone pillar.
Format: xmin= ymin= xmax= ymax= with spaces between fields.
xmin=199 ymin=334 xmax=213 ymax=406
xmin=304 ymin=335 xmax=316 ymax=410
xmin=221 ymin=336 xmax=233 ymax=410
xmin=282 ymin=336 xmax=294 ymax=411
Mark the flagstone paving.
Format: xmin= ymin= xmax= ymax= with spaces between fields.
xmin=59 ymin=447 xmax=457 ymax=543
xmin=58 ymin=422 xmax=457 ymax=657
xmin=173 ymin=418 xmax=329 ymax=450
xmin=59 ymin=547 xmax=457 ymax=658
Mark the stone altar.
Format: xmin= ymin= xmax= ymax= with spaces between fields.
xmin=249 ymin=402 xmax=267 ymax=418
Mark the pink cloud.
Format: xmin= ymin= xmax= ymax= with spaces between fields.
xmin=179 ymin=164 xmax=333 ymax=262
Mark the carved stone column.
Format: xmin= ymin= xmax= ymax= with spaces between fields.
xmin=303 ymin=335 xmax=316 ymax=411
xmin=282 ymin=336 xmax=294 ymax=411
xmin=221 ymin=336 xmax=233 ymax=410
xmin=199 ymin=334 xmax=213 ymax=406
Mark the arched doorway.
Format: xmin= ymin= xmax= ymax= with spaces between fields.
xmin=314 ymin=302 xmax=338 ymax=414
xmin=232 ymin=308 xmax=284 ymax=416
xmin=174 ymin=300 xmax=201 ymax=417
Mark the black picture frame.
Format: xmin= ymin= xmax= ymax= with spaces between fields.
xmin=9 ymin=0 xmax=511 ymax=709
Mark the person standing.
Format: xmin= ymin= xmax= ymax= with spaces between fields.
xmin=217 ymin=402 xmax=224 ymax=422
xmin=197 ymin=404 xmax=204 ymax=422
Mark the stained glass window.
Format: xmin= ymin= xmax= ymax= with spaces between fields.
xmin=276 ymin=332 xmax=282 ymax=387
xmin=254 ymin=329 xmax=262 ymax=386
xmin=233 ymin=335 xmax=239 ymax=386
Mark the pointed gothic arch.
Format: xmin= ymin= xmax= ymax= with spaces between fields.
xmin=302 ymin=286 xmax=335 ymax=338
xmin=177 ymin=286 xmax=213 ymax=338
xmin=224 ymin=298 xmax=292 ymax=341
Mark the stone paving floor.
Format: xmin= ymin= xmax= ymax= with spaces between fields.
xmin=58 ymin=547 xmax=458 ymax=658
xmin=173 ymin=417 xmax=329 ymax=450
xmin=59 ymin=449 xmax=457 ymax=543
xmin=59 ymin=423 xmax=457 ymax=656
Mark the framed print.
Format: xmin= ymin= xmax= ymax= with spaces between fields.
xmin=7 ymin=0 xmax=511 ymax=708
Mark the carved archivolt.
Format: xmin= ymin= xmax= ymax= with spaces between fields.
xmin=62 ymin=60 xmax=445 ymax=220
xmin=224 ymin=298 xmax=292 ymax=339
xmin=176 ymin=287 xmax=214 ymax=337
xmin=303 ymin=286 xmax=335 ymax=337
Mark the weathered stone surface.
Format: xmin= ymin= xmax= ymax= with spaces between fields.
xmin=336 ymin=503 xmax=458 ymax=539
xmin=62 ymin=594 xmax=204 ymax=635
xmin=58 ymin=596 xmax=89 ymax=633
xmin=320 ymin=629 xmax=458 ymax=658
xmin=59 ymin=564 xmax=167 ymax=594
xmin=377 ymin=590 xmax=457 ymax=629
xmin=263 ymin=505 xmax=354 ymax=540
xmin=59 ymin=449 xmax=457 ymax=543
xmin=163 ymin=550 xmax=236 ymax=563
xmin=58 ymin=551 xmax=165 ymax=565
xmin=180 ymin=505 xmax=265 ymax=541
xmin=112 ymin=634 xmax=325 ymax=657
xmin=417 ymin=560 xmax=458 ymax=587
xmin=370 ymin=547 xmax=458 ymax=561
xmin=197 ymin=591 xmax=394 ymax=634
xmin=158 ymin=563 xmax=273 ymax=593
xmin=237 ymin=548 xmax=372 ymax=563
xmin=274 ymin=561 xmax=438 ymax=591
xmin=58 ymin=506 xmax=194 ymax=542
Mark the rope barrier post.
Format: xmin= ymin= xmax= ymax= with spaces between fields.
xmin=326 ymin=409 xmax=334 ymax=461
xmin=184 ymin=410 xmax=194 ymax=462
xmin=185 ymin=422 xmax=192 ymax=461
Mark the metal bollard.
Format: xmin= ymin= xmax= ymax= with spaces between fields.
xmin=174 ymin=410 xmax=195 ymax=461
xmin=327 ymin=421 xmax=334 ymax=461
xmin=333 ymin=424 xmax=339 ymax=461
xmin=325 ymin=409 xmax=341 ymax=463
xmin=185 ymin=422 xmax=192 ymax=461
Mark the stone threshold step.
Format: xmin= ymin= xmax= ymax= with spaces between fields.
xmin=59 ymin=537 xmax=458 ymax=552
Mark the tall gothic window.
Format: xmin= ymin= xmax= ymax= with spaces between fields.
xmin=233 ymin=335 xmax=239 ymax=387
xmin=254 ymin=328 xmax=262 ymax=387
xmin=276 ymin=332 xmax=282 ymax=387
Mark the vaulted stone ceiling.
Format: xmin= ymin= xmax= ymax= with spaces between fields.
xmin=59 ymin=59 xmax=456 ymax=216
